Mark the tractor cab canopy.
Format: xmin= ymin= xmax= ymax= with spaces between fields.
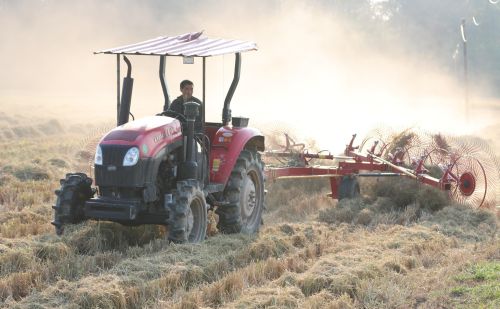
xmin=95 ymin=31 xmax=258 ymax=127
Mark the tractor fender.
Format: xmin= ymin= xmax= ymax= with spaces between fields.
xmin=209 ymin=126 xmax=264 ymax=184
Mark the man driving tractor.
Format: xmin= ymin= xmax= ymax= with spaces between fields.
xmin=165 ymin=80 xmax=202 ymax=124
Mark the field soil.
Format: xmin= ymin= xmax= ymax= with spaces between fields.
xmin=0 ymin=118 xmax=498 ymax=308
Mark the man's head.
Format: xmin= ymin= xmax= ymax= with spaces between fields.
xmin=180 ymin=80 xmax=194 ymax=101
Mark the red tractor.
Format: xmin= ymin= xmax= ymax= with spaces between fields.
xmin=52 ymin=32 xmax=265 ymax=243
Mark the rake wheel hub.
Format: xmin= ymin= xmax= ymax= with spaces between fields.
xmin=459 ymin=172 xmax=476 ymax=196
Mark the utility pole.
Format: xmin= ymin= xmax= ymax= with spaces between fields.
xmin=460 ymin=19 xmax=469 ymax=124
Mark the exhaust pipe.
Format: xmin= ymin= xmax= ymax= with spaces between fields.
xmin=118 ymin=56 xmax=134 ymax=126
xmin=159 ymin=56 xmax=171 ymax=111
xmin=222 ymin=53 xmax=241 ymax=126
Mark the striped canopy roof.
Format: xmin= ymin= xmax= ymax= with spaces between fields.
xmin=95 ymin=31 xmax=257 ymax=57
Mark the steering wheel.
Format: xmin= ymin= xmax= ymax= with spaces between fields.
xmin=158 ymin=110 xmax=187 ymax=123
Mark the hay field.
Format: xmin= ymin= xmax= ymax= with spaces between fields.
xmin=0 ymin=117 xmax=498 ymax=309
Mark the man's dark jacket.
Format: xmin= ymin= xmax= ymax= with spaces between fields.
xmin=165 ymin=95 xmax=203 ymax=127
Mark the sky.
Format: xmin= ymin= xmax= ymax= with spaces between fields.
xmin=0 ymin=0 xmax=498 ymax=152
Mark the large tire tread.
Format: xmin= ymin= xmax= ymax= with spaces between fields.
xmin=216 ymin=150 xmax=265 ymax=234
xmin=168 ymin=180 xmax=207 ymax=243
xmin=52 ymin=173 xmax=94 ymax=235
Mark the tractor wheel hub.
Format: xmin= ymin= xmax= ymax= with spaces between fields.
xmin=186 ymin=207 xmax=194 ymax=236
xmin=241 ymin=175 xmax=257 ymax=219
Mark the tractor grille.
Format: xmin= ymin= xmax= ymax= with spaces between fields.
xmin=101 ymin=145 xmax=130 ymax=166
xmin=96 ymin=145 xmax=142 ymax=186
xmin=95 ymin=158 xmax=156 ymax=188
xmin=95 ymin=144 xmax=159 ymax=196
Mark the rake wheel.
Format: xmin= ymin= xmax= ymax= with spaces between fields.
xmin=446 ymin=155 xmax=488 ymax=208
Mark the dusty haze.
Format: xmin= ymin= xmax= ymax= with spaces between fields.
xmin=0 ymin=0 xmax=498 ymax=152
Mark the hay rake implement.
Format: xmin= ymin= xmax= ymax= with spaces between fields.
xmin=264 ymin=131 xmax=499 ymax=208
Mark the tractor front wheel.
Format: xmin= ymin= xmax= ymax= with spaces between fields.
xmin=52 ymin=173 xmax=94 ymax=235
xmin=168 ymin=180 xmax=207 ymax=243
xmin=217 ymin=150 xmax=265 ymax=234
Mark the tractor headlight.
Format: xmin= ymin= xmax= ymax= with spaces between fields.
xmin=94 ymin=145 xmax=103 ymax=165
xmin=123 ymin=147 xmax=140 ymax=166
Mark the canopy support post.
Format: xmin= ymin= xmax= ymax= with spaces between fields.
xmin=116 ymin=54 xmax=121 ymax=125
xmin=202 ymin=57 xmax=206 ymax=128
xmin=160 ymin=56 xmax=170 ymax=111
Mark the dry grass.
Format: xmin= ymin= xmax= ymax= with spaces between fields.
xmin=317 ymin=178 xmax=480 ymax=231
xmin=0 ymin=119 xmax=498 ymax=308
xmin=265 ymin=178 xmax=335 ymax=223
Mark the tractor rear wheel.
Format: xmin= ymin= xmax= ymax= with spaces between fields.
xmin=52 ymin=173 xmax=94 ymax=235
xmin=338 ymin=176 xmax=360 ymax=200
xmin=217 ymin=150 xmax=265 ymax=234
xmin=168 ymin=180 xmax=207 ymax=243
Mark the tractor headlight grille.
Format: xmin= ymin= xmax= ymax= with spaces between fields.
xmin=100 ymin=145 xmax=130 ymax=166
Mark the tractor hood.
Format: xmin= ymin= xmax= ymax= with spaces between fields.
xmin=100 ymin=116 xmax=182 ymax=158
